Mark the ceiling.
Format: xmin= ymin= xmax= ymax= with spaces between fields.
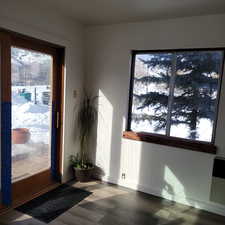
xmin=8 ymin=0 xmax=225 ymax=25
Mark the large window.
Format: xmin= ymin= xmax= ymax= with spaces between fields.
xmin=127 ymin=49 xmax=224 ymax=145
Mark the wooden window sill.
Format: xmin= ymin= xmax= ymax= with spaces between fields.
xmin=123 ymin=131 xmax=217 ymax=154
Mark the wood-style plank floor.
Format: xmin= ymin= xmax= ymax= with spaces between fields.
xmin=0 ymin=181 xmax=225 ymax=225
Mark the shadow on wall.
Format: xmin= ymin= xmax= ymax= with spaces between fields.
xmin=136 ymin=138 xmax=217 ymax=212
xmin=89 ymin=87 xmax=124 ymax=181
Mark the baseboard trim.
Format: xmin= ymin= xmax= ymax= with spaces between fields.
xmin=103 ymin=176 xmax=225 ymax=217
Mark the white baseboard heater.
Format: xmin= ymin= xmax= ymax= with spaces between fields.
xmin=210 ymin=157 xmax=225 ymax=205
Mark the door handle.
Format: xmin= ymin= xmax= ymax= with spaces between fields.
xmin=56 ymin=112 xmax=60 ymax=129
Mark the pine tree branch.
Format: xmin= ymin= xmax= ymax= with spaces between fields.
xmin=134 ymin=92 xmax=168 ymax=109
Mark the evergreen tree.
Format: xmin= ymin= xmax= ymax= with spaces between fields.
xmin=132 ymin=51 xmax=222 ymax=140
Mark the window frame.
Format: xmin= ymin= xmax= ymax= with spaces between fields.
xmin=124 ymin=48 xmax=225 ymax=154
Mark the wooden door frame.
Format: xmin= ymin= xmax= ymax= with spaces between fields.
xmin=0 ymin=28 xmax=64 ymax=207
xmin=0 ymin=31 xmax=12 ymax=206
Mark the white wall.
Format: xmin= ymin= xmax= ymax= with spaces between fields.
xmin=85 ymin=14 xmax=225 ymax=216
xmin=0 ymin=1 xmax=84 ymax=184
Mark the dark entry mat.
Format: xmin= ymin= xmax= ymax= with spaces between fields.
xmin=16 ymin=184 xmax=92 ymax=223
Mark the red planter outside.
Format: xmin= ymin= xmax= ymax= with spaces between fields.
xmin=12 ymin=128 xmax=30 ymax=144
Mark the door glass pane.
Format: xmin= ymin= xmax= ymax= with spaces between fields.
xmin=11 ymin=47 xmax=52 ymax=182
xmin=131 ymin=53 xmax=173 ymax=134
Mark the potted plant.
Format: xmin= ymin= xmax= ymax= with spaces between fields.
xmin=70 ymin=91 xmax=98 ymax=182
xmin=12 ymin=128 xmax=31 ymax=144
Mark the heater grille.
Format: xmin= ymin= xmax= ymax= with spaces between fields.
xmin=210 ymin=157 xmax=225 ymax=205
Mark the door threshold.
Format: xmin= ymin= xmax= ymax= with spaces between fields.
xmin=0 ymin=182 xmax=60 ymax=215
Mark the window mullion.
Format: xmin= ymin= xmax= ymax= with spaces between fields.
xmin=166 ymin=53 xmax=177 ymax=136
xmin=211 ymin=51 xmax=225 ymax=143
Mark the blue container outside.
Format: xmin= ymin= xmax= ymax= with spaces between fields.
xmin=20 ymin=92 xmax=32 ymax=101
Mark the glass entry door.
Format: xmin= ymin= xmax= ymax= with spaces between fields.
xmin=0 ymin=31 xmax=63 ymax=206
xmin=11 ymin=47 xmax=53 ymax=182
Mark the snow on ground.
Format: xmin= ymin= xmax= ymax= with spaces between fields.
xmin=12 ymin=85 xmax=51 ymax=156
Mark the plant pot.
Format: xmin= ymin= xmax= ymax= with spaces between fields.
xmin=12 ymin=128 xmax=30 ymax=144
xmin=73 ymin=167 xmax=94 ymax=182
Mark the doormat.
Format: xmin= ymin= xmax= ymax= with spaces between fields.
xmin=16 ymin=184 xmax=92 ymax=223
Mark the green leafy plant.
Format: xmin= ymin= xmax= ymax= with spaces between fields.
xmin=71 ymin=91 xmax=98 ymax=169
xmin=70 ymin=153 xmax=93 ymax=169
